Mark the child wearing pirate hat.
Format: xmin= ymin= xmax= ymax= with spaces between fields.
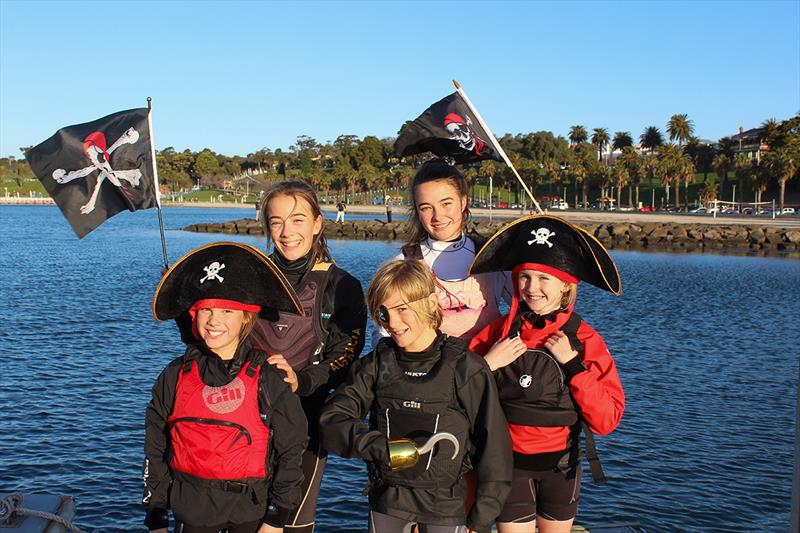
xmin=467 ymin=215 xmax=625 ymax=533
xmin=142 ymin=242 xmax=309 ymax=533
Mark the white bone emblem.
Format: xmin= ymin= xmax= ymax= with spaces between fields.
xmin=528 ymin=228 xmax=555 ymax=247
xmin=519 ymin=374 xmax=533 ymax=388
xmin=52 ymin=127 xmax=142 ymax=215
xmin=200 ymin=262 xmax=226 ymax=284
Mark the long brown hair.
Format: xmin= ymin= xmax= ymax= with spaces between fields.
xmin=259 ymin=180 xmax=333 ymax=264
xmin=405 ymin=158 xmax=471 ymax=246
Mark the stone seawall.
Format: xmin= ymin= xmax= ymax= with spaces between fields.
xmin=184 ymin=218 xmax=800 ymax=257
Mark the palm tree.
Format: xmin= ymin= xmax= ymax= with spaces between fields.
xmin=618 ymin=146 xmax=641 ymax=207
xmin=612 ymin=131 xmax=634 ymax=152
xmin=614 ymin=164 xmax=629 ymax=208
xmin=733 ymin=154 xmax=752 ymax=209
xmin=712 ymin=154 xmax=731 ymax=203
xmin=680 ymin=158 xmax=696 ymax=208
xmin=761 ymin=118 xmax=780 ymax=141
xmin=640 ymin=126 xmax=664 ymax=153
xmin=657 ymin=144 xmax=684 ymax=206
xmin=591 ymin=128 xmax=610 ymax=163
xmin=643 ymin=154 xmax=658 ymax=207
xmin=666 ymin=114 xmax=695 ymax=147
xmin=764 ymin=150 xmax=798 ymax=210
xmin=568 ymin=125 xmax=588 ymax=146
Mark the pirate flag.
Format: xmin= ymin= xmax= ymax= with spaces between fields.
xmin=25 ymin=108 xmax=159 ymax=238
xmin=394 ymin=91 xmax=504 ymax=165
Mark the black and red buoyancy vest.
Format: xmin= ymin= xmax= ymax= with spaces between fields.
xmin=249 ymin=262 xmax=332 ymax=370
xmin=168 ymin=355 xmax=270 ymax=480
xmin=496 ymin=311 xmax=584 ymax=428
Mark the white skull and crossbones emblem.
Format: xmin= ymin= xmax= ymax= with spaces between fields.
xmin=200 ymin=262 xmax=226 ymax=284
xmin=52 ymin=127 xmax=143 ymax=215
xmin=528 ymin=227 xmax=555 ymax=247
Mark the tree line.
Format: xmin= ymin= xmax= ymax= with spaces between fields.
xmin=4 ymin=113 xmax=798 ymax=208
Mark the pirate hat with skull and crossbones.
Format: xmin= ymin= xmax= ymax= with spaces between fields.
xmin=152 ymin=242 xmax=304 ymax=325
xmin=468 ymin=215 xmax=621 ymax=335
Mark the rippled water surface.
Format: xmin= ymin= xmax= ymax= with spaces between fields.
xmin=1 ymin=206 xmax=797 ymax=532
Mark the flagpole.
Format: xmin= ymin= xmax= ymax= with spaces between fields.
xmin=147 ymin=97 xmax=169 ymax=270
xmin=452 ymin=80 xmax=543 ymax=214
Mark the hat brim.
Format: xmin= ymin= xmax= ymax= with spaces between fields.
xmin=468 ymin=215 xmax=621 ymax=294
xmin=152 ymin=241 xmax=304 ymax=321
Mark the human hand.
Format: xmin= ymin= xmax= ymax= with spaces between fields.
xmin=544 ymin=331 xmax=578 ymax=364
xmin=268 ymin=353 xmax=298 ymax=392
xmin=484 ymin=335 xmax=527 ymax=371
xmin=257 ymin=524 xmax=282 ymax=533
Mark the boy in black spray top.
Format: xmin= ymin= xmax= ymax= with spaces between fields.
xmin=143 ymin=242 xmax=308 ymax=533
xmin=320 ymin=260 xmax=512 ymax=533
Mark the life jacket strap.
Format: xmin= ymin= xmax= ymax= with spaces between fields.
xmin=583 ymin=428 xmax=607 ymax=484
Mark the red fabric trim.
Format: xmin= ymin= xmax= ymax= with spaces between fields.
xmin=188 ymin=299 xmax=261 ymax=339
xmin=512 ymin=263 xmax=579 ymax=285
xmin=189 ymin=299 xmax=261 ymax=313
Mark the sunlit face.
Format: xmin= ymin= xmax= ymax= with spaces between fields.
xmin=517 ymin=269 xmax=569 ymax=315
xmin=378 ymin=290 xmax=438 ymax=352
xmin=195 ymin=307 xmax=246 ymax=360
xmin=267 ymin=194 xmax=323 ymax=261
xmin=414 ymin=179 xmax=467 ymax=242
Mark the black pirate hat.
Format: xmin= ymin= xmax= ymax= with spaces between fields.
xmin=152 ymin=242 xmax=303 ymax=322
xmin=469 ymin=215 xmax=621 ymax=293
xmin=469 ymin=215 xmax=620 ymax=336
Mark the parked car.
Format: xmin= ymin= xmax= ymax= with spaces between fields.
xmin=639 ymin=206 xmax=656 ymax=212
xmin=688 ymin=206 xmax=707 ymax=214
xmin=780 ymin=207 xmax=796 ymax=215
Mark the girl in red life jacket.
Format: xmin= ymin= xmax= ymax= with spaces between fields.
xmin=467 ymin=215 xmax=625 ymax=533
xmin=142 ymin=242 xmax=308 ymax=533
xmin=320 ymin=260 xmax=513 ymax=533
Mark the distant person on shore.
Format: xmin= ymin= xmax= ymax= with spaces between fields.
xmin=143 ymin=243 xmax=308 ymax=533
xmin=385 ymin=196 xmax=393 ymax=223
xmin=371 ymin=158 xmax=512 ymax=347
xmin=320 ymin=259 xmax=512 ymax=533
xmin=253 ymin=180 xmax=367 ymax=533
xmin=468 ymin=215 xmax=625 ymax=533
xmin=335 ymin=200 xmax=346 ymax=223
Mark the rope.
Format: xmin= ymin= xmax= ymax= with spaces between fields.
xmin=0 ymin=492 xmax=88 ymax=533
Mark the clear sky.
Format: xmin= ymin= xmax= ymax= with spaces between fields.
xmin=1 ymin=0 xmax=798 ymax=158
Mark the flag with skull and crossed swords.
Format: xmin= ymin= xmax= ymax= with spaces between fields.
xmin=25 ymin=108 xmax=160 ymax=238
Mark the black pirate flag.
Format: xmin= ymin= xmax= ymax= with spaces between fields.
xmin=394 ymin=91 xmax=503 ymax=165
xmin=25 ymin=108 xmax=159 ymax=238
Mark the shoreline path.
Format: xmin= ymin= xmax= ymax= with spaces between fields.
xmin=161 ymin=201 xmax=800 ymax=229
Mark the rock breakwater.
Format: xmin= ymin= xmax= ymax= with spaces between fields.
xmin=183 ymin=218 xmax=800 ymax=257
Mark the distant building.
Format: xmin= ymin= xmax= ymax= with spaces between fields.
xmin=731 ymin=126 xmax=769 ymax=162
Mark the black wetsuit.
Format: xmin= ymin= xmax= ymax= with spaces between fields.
xmin=320 ymin=333 xmax=513 ymax=533
xmin=142 ymin=341 xmax=308 ymax=530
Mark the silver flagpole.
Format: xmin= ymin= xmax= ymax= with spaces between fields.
xmin=147 ymin=97 xmax=169 ymax=270
xmin=452 ymin=80 xmax=543 ymax=214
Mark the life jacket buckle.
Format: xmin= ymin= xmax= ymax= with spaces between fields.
xmin=222 ymin=480 xmax=250 ymax=494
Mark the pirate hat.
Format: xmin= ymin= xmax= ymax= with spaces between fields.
xmin=469 ymin=215 xmax=621 ymax=294
xmin=152 ymin=242 xmax=303 ymax=321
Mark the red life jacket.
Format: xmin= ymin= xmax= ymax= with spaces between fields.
xmin=168 ymin=357 xmax=270 ymax=480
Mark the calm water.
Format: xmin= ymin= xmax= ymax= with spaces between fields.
xmin=0 ymin=205 xmax=797 ymax=533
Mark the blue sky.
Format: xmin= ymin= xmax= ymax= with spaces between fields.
xmin=1 ymin=0 xmax=798 ymax=158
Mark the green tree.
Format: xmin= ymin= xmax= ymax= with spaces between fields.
xmin=640 ymin=126 xmax=664 ymax=153
xmin=612 ymin=131 xmax=633 ymax=152
xmin=733 ymin=154 xmax=752 ymax=207
xmin=591 ymin=128 xmax=610 ymax=162
xmin=712 ymin=153 xmax=731 ymax=202
xmin=568 ymin=125 xmax=588 ymax=146
xmin=666 ymin=114 xmax=695 ymax=147
xmin=194 ymin=149 xmax=220 ymax=186
xmin=763 ymin=114 xmax=800 ymax=209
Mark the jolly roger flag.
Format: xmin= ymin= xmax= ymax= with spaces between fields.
xmin=25 ymin=108 xmax=160 ymax=238
xmin=393 ymin=91 xmax=504 ymax=165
